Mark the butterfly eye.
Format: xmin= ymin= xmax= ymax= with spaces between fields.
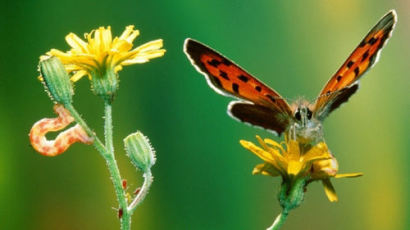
xmin=307 ymin=109 xmax=313 ymax=120
xmin=294 ymin=110 xmax=301 ymax=121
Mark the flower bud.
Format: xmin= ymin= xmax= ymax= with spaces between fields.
xmin=124 ymin=131 xmax=156 ymax=172
xmin=39 ymin=57 xmax=73 ymax=104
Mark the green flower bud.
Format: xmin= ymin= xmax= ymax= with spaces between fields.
xmin=124 ymin=131 xmax=156 ymax=172
xmin=39 ymin=57 xmax=73 ymax=104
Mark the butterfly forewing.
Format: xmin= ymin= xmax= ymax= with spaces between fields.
xmin=184 ymin=39 xmax=292 ymax=115
xmin=314 ymin=10 xmax=397 ymax=119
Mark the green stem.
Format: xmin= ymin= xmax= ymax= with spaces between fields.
xmin=64 ymin=103 xmax=107 ymax=156
xmin=103 ymin=102 xmax=131 ymax=230
xmin=128 ymin=170 xmax=153 ymax=214
xmin=105 ymin=151 xmax=130 ymax=230
xmin=64 ymin=103 xmax=130 ymax=230
xmin=267 ymin=209 xmax=289 ymax=230
xmin=272 ymin=177 xmax=306 ymax=230
xmin=104 ymin=102 xmax=114 ymax=155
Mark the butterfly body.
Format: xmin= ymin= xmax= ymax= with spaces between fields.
xmin=184 ymin=11 xmax=396 ymax=144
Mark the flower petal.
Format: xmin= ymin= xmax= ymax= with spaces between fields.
xmin=121 ymin=49 xmax=166 ymax=65
xmin=252 ymin=163 xmax=280 ymax=177
xmin=132 ymin=39 xmax=163 ymax=53
xmin=240 ymin=140 xmax=276 ymax=164
xmin=256 ymin=137 xmax=286 ymax=163
xmin=256 ymin=135 xmax=270 ymax=150
xmin=100 ymin=26 xmax=112 ymax=52
xmin=287 ymin=161 xmax=304 ymax=176
xmin=65 ymin=33 xmax=88 ymax=53
xmin=111 ymin=40 xmax=133 ymax=53
xmin=335 ymin=172 xmax=363 ymax=178
xmin=285 ymin=140 xmax=301 ymax=160
xmin=322 ymin=178 xmax=338 ymax=202
xmin=302 ymin=142 xmax=329 ymax=161
xmin=263 ymin=138 xmax=285 ymax=153
xmin=119 ymin=25 xmax=140 ymax=44
xmin=70 ymin=70 xmax=88 ymax=82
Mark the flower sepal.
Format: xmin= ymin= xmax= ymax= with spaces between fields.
xmin=90 ymin=68 xmax=118 ymax=103
xmin=278 ymin=177 xmax=307 ymax=211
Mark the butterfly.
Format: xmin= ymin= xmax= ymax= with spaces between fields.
xmin=184 ymin=10 xmax=396 ymax=144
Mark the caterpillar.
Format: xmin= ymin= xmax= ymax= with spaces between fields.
xmin=29 ymin=104 xmax=93 ymax=156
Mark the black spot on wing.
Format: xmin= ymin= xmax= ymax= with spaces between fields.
xmin=336 ymin=75 xmax=342 ymax=82
xmin=184 ymin=39 xmax=223 ymax=76
xmin=222 ymin=59 xmax=232 ymax=66
xmin=255 ymin=86 xmax=262 ymax=92
xmin=354 ymin=67 xmax=360 ymax=76
xmin=212 ymin=76 xmax=222 ymax=87
xmin=207 ymin=59 xmax=220 ymax=67
xmin=232 ymin=83 xmax=239 ymax=93
xmin=347 ymin=61 xmax=354 ymax=68
xmin=368 ymin=37 xmax=378 ymax=45
xmin=266 ymin=95 xmax=276 ymax=102
xmin=238 ymin=75 xmax=249 ymax=82
xmin=359 ymin=40 xmax=366 ymax=47
xmin=219 ymin=70 xmax=229 ymax=80
xmin=362 ymin=50 xmax=369 ymax=61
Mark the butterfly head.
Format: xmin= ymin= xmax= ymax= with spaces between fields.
xmin=294 ymin=106 xmax=313 ymax=127
xmin=290 ymin=101 xmax=323 ymax=143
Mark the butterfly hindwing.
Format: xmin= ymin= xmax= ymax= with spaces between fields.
xmin=315 ymin=84 xmax=359 ymax=121
xmin=228 ymin=101 xmax=290 ymax=135
xmin=314 ymin=10 xmax=397 ymax=119
xmin=184 ymin=39 xmax=292 ymax=116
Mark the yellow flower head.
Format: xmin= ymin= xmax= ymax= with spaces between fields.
xmin=240 ymin=136 xmax=362 ymax=202
xmin=44 ymin=25 xmax=165 ymax=82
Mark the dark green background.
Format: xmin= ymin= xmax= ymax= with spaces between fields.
xmin=0 ymin=0 xmax=409 ymax=229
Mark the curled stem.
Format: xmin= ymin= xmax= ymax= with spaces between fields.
xmin=128 ymin=170 xmax=153 ymax=214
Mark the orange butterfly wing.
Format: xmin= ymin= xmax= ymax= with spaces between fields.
xmin=184 ymin=39 xmax=292 ymax=134
xmin=314 ymin=10 xmax=397 ymax=119
xmin=184 ymin=39 xmax=291 ymax=115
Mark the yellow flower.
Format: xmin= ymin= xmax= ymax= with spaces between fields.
xmin=44 ymin=25 xmax=165 ymax=82
xmin=240 ymin=136 xmax=362 ymax=202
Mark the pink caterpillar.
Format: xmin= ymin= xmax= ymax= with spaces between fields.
xmin=30 ymin=104 xmax=93 ymax=156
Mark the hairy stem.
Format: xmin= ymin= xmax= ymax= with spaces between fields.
xmin=104 ymin=102 xmax=114 ymax=154
xmin=64 ymin=103 xmax=130 ymax=230
xmin=64 ymin=103 xmax=106 ymax=156
xmin=104 ymin=102 xmax=130 ymax=230
xmin=128 ymin=170 xmax=153 ymax=214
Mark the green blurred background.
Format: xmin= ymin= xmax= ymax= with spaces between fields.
xmin=0 ymin=0 xmax=409 ymax=229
